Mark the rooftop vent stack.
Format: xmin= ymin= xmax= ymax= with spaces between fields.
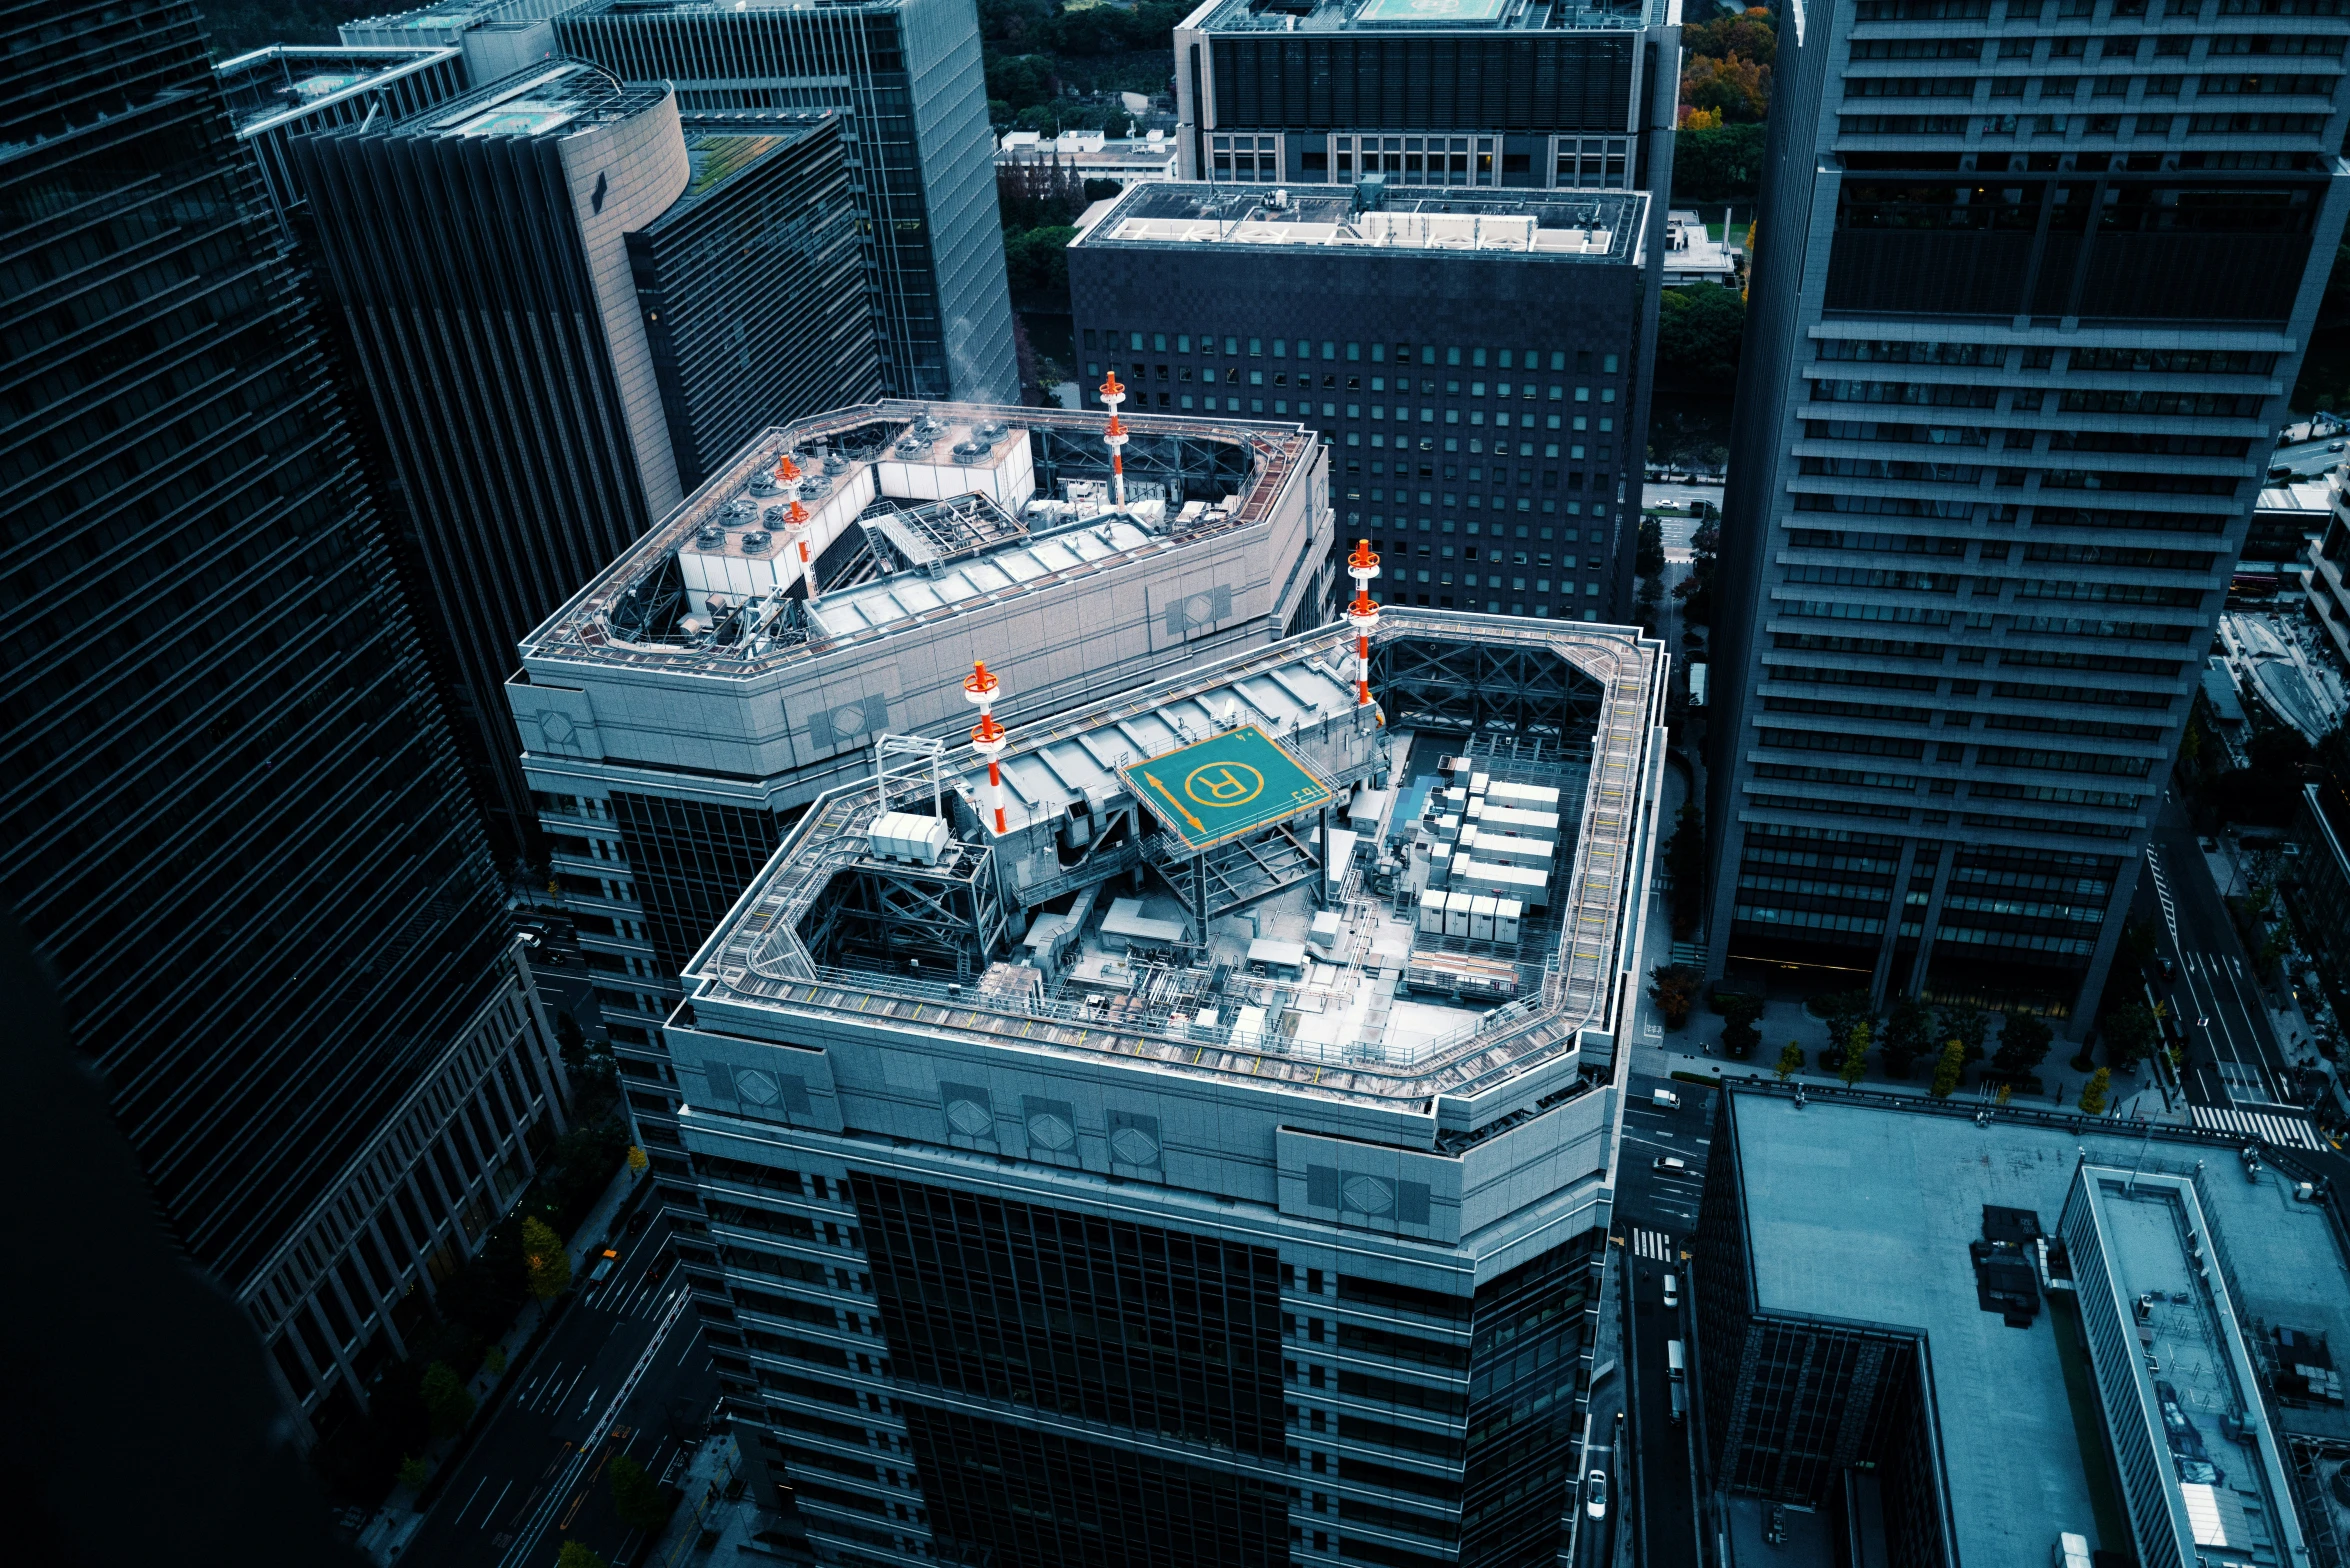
xmin=965 ymin=659 xmax=1010 ymax=836
xmin=1345 ymin=538 xmax=1381 ymax=711
xmin=1099 ymin=368 xmax=1130 ymax=511
xmin=774 ymin=452 xmax=821 ymax=605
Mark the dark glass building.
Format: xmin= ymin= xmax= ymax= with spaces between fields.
xmin=631 ymin=112 xmax=885 ymax=493
xmin=1703 ymin=0 xmax=2350 ymax=1026
xmin=1068 ymin=181 xmax=1655 ymax=624
xmin=551 ymin=0 xmax=1018 ymax=403
xmin=1173 ymin=0 xmax=1679 ymax=198
xmin=292 ymin=64 xmax=880 ymax=854
xmin=2 ymin=0 xmax=568 ymax=1440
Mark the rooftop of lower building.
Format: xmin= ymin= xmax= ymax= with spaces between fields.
xmin=517 ymin=399 xmax=1320 ymax=681
xmin=311 ymin=57 xmax=661 ymax=139
xmin=679 ymin=610 xmax=1665 ymax=1121
xmin=1186 ymin=0 xmax=1665 ymax=37
xmin=1722 ymin=1090 xmax=2350 ymax=1568
xmin=1072 ymin=179 xmax=1646 ymax=264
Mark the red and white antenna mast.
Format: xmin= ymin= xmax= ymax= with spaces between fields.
xmin=776 ymin=453 xmax=820 ymax=606
xmin=1345 ymin=538 xmax=1380 ymax=710
xmin=965 ymin=659 xmax=1009 ymax=835
xmin=1099 ymin=368 xmax=1129 ymax=511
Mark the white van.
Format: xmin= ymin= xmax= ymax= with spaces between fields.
xmin=1652 ymin=1088 xmax=1681 ymax=1109
xmin=1663 ymin=1272 xmax=1680 ymax=1310
xmin=1666 ymin=1339 xmax=1686 ymax=1381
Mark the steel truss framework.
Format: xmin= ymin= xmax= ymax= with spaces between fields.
xmin=1374 ymin=634 xmax=1607 ymax=736
xmin=1150 ymin=819 xmax=1325 ymax=932
xmin=803 ymin=847 xmax=1008 ymax=979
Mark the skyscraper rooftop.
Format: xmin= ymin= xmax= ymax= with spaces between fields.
xmin=678 ymin=607 xmax=1663 ymax=1118
xmin=1186 ymin=0 xmax=1664 ymax=35
xmin=1073 ymin=181 xmax=1647 ymax=263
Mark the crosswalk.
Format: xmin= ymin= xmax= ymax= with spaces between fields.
xmin=2190 ymin=1103 xmax=2328 ymax=1151
xmin=1632 ymin=1228 xmax=1674 ymax=1262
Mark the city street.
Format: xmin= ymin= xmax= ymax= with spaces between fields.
xmin=1612 ymin=1071 xmax=1714 ymax=1568
xmin=2143 ymin=798 xmax=2297 ymax=1115
xmin=400 ymin=1210 xmax=719 ymax=1568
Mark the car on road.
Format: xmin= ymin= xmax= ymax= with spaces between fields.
xmin=588 ymin=1247 xmax=619 ymax=1282
xmin=1585 ymin=1469 xmax=1608 ymax=1519
xmin=1651 ymin=1088 xmax=1681 ymax=1109
xmin=1654 ymin=1155 xmax=1688 ymax=1174
xmin=2331 ymin=441 xmax=2345 ymax=452
xmin=1663 ymin=1272 xmax=1680 ymax=1310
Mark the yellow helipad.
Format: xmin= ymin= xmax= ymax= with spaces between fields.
xmin=1120 ymin=724 xmax=1334 ymax=853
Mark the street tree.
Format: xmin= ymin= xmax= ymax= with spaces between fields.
xmin=1936 ymin=1001 xmax=1989 ymax=1064
xmin=2103 ymin=1001 xmax=2159 ymax=1069
xmin=557 ymin=1544 xmax=610 ymax=1568
xmin=1928 ymin=1040 xmax=1965 ymax=1099
xmin=1649 ymin=965 xmax=1701 ymax=1028
xmin=1880 ymin=995 xmax=1932 ymax=1080
xmin=421 ymin=1361 xmax=474 ymax=1439
xmin=1992 ymin=1013 xmax=2055 ymax=1076
xmin=2078 ymin=1068 xmax=2113 ymax=1115
xmin=1775 ymin=1040 xmax=1804 ymax=1081
xmin=610 ymin=1453 xmax=673 ymax=1532
xmin=522 ymin=1215 xmax=571 ymax=1301
xmin=1839 ymin=1023 xmax=1870 ymax=1086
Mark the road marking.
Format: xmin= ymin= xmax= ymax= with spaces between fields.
xmin=481 ymin=1478 xmax=514 ymax=1530
xmin=1632 ymin=1228 xmax=1674 ymax=1261
xmin=2190 ymin=1103 xmax=2324 ymax=1150
xmin=450 ymin=1474 xmax=488 ymax=1528
xmin=576 ymin=1384 xmax=603 ymax=1421
xmin=2144 ymin=846 xmax=2178 ymax=947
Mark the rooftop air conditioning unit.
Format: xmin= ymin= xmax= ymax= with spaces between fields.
xmin=695 ymin=521 xmax=726 ymax=546
xmin=741 ymin=530 xmax=770 ymax=552
xmin=974 ymin=421 xmax=1008 ymax=444
xmin=951 ymin=440 xmax=989 ymax=465
xmin=748 ymin=470 xmax=778 ymax=495
xmin=801 ymin=472 xmax=833 ymax=499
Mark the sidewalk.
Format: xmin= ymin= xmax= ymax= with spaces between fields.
xmin=1656 ymin=1040 xmax=2179 ymax=1122
xmin=354 ymin=1157 xmax=653 ymax=1564
xmin=638 ymin=1429 xmax=755 ymax=1567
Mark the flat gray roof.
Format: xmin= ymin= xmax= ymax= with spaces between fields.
xmin=1727 ymin=1094 xmax=2350 ymax=1567
xmin=1074 ymin=181 xmax=1646 ymax=266
xmin=1188 ymin=0 xmax=1665 ymax=36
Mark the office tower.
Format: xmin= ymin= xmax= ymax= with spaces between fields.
xmin=1173 ymin=0 xmax=1680 ymax=198
xmin=293 ymin=64 xmax=880 ymax=853
xmin=1 ymin=0 xmax=568 ymax=1439
xmin=507 ymin=399 xmax=1333 ymax=1183
xmin=2310 ymin=494 xmax=2350 ymax=668
xmin=552 ymin=0 xmax=1018 ymax=403
xmin=340 ymin=0 xmax=572 ymax=86
xmin=633 ymin=113 xmax=886 ymax=493
xmin=215 ymin=43 xmax=471 ymax=232
xmin=1695 ymin=1087 xmax=2344 ymax=1562
xmin=1704 ymin=0 xmax=2350 ymax=1025
xmin=656 ymin=608 xmax=1664 ymax=1565
xmin=1069 ymin=181 xmax=1654 ymax=623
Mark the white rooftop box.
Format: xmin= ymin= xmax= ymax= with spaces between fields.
xmin=868 ymin=810 xmax=949 ymax=865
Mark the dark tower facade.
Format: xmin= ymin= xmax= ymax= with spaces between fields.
xmin=1 ymin=0 xmax=568 ymax=1440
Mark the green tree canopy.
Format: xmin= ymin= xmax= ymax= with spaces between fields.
xmin=1936 ymin=1001 xmax=1990 ymax=1064
xmin=1003 ymin=225 xmax=1078 ymax=303
xmin=1881 ymin=995 xmax=1932 ymax=1080
xmin=610 ymin=1453 xmax=673 ymax=1532
xmin=1663 ymin=804 xmax=1707 ymax=940
xmin=1839 ymin=1023 xmax=1871 ymax=1086
xmin=522 ymin=1215 xmax=571 ymax=1301
xmin=1992 ymin=1013 xmax=2055 ymax=1075
xmin=2102 ymin=1001 xmax=2159 ymax=1069
xmin=1775 ymin=1040 xmax=1804 ymax=1081
xmin=557 ymin=1543 xmax=611 ymax=1568
xmin=1656 ymin=286 xmax=1745 ymax=386
xmin=2078 ymin=1067 xmax=2113 ymax=1115
xmin=1672 ymin=122 xmax=1768 ymax=203
xmin=420 ymin=1362 xmax=475 ymax=1440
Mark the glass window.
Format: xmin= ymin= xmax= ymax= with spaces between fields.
xmin=1130 ymin=332 xmax=1144 ymax=351
xmin=1348 ymin=342 xmax=1362 ymax=361
xmin=1250 ymin=338 xmax=1263 ymax=356
xmin=1177 ymin=334 xmax=1191 ymax=353
xmin=1272 ymin=339 xmax=1286 ymax=358
xmin=1604 ymin=354 xmax=1619 ymax=372
xmin=1446 ymin=347 xmax=1462 ymax=366
xmin=1225 ymin=336 xmax=1239 ymax=355
xmin=1549 ymin=352 xmax=1566 ymax=371
xmin=1153 ymin=333 xmax=1167 ymax=351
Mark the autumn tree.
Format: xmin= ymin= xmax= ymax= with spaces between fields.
xmin=1928 ymin=1040 xmax=1965 ymax=1099
xmin=2078 ymin=1068 xmax=2113 ymax=1116
xmin=1839 ymin=1023 xmax=1871 ymax=1086
xmin=522 ymin=1216 xmax=571 ymax=1301
xmin=1775 ymin=1041 xmax=1804 ymax=1081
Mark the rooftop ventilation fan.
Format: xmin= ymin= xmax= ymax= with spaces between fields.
xmin=748 ymin=470 xmax=779 ymax=496
xmin=973 ymin=421 xmax=1008 ymax=444
xmin=951 ymin=440 xmax=990 ymax=465
xmin=695 ymin=520 xmax=726 ymax=547
xmin=741 ymin=530 xmax=771 ymax=552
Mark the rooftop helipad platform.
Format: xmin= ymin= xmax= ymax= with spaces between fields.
xmin=1121 ymin=724 xmax=1335 ymax=853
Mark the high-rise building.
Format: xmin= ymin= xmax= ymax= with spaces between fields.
xmin=215 ymin=43 xmax=470 ymax=232
xmin=292 ymin=63 xmax=879 ymax=853
xmin=1 ymin=0 xmax=569 ymax=1440
xmin=1068 ymin=180 xmax=1654 ymax=624
xmin=1172 ymin=0 xmax=1680 ymax=198
xmin=1703 ymin=0 xmax=2350 ymax=1025
xmin=656 ymin=607 xmax=1665 ymax=1565
xmin=1694 ymin=1086 xmax=2345 ymax=1563
xmin=553 ymin=0 xmax=1018 ymax=403
xmin=507 ymin=398 xmax=1333 ymax=1183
